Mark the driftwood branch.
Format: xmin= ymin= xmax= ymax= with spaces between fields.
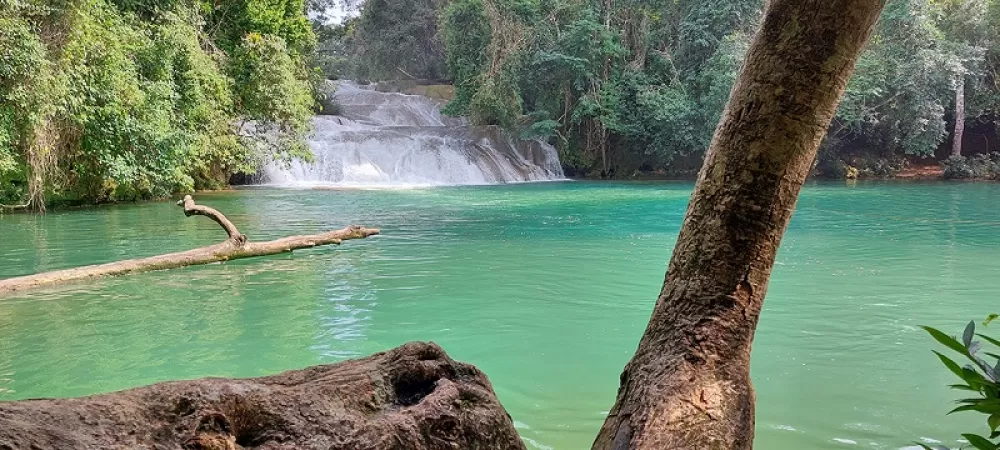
xmin=177 ymin=195 xmax=246 ymax=244
xmin=0 ymin=342 xmax=526 ymax=450
xmin=0 ymin=196 xmax=379 ymax=295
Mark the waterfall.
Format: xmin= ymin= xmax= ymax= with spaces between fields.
xmin=262 ymin=81 xmax=565 ymax=187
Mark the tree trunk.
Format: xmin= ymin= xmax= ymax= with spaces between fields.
xmin=953 ymin=76 xmax=965 ymax=157
xmin=0 ymin=195 xmax=379 ymax=295
xmin=591 ymin=2 xmax=886 ymax=450
xmin=0 ymin=342 xmax=525 ymax=450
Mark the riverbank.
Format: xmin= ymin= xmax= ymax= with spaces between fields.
xmin=589 ymin=159 xmax=1000 ymax=182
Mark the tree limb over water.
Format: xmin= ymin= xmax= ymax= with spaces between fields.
xmin=0 ymin=195 xmax=379 ymax=296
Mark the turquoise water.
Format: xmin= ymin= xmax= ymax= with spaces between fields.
xmin=1 ymin=181 xmax=997 ymax=449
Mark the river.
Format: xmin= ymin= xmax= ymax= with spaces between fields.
xmin=0 ymin=181 xmax=996 ymax=449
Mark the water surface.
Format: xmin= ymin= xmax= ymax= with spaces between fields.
xmin=1 ymin=181 xmax=997 ymax=449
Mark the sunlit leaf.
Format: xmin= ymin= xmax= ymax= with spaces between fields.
xmin=924 ymin=326 xmax=970 ymax=355
xmin=937 ymin=351 xmax=967 ymax=379
xmin=961 ymin=433 xmax=997 ymax=450
xmin=950 ymin=404 xmax=982 ymax=414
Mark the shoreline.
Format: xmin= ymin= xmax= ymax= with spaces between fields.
xmin=4 ymin=174 xmax=997 ymax=215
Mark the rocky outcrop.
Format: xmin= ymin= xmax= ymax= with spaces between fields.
xmin=0 ymin=342 xmax=525 ymax=450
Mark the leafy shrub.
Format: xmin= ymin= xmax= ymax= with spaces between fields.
xmin=0 ymin=0 xmax=318 ymax=206
xmin=920 ymin=316 xmax=1000 ymax=449
xmin=942 ymin=153 xmax=1000 ymax=180
xmin=231 ymin=32 xmax=315 ymax=165
xmin=0 ymin=15 xmax=47 ymax=187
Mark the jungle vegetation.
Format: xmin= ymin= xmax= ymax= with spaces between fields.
xmin=327 ymin=0 xmax=1000 ymax=178
xmin=0 ymin=0 xmax=320 ymax=209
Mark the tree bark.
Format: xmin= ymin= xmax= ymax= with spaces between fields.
xmin=0 ymin=341 xmax=526 ymax=450
xmin=0 ymin=196 xmax=379 ymax=295
xmin=178 ymin=195 xmax=247 ymax=244
xmin=953 ymin=76 xmax=965 ymax=157
xmin=591 ymin=2 xmax=886 ymax=450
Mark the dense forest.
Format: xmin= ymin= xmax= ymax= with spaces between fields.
xmin=324 ymin=0 xmax=1000 ymax=179
xmin=3 ymin=0 xmax=1000 ymax=209
xmin=0 ymin=0 xmax=319 ymax=209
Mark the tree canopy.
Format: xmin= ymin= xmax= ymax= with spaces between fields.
xmin=0 ymin=0 xmax=319 ymax=209
xmin=328 ymin=0 xmax=1000 ymax=178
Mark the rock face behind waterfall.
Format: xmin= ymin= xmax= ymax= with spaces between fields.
xmin=265 ymin=81 xmax=564 ymax=186
xmin=0 ymin=342 xmax=526 ymax=450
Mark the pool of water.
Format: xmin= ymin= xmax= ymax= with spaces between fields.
xmin=1 ymin=181 xmax=997 ymax=449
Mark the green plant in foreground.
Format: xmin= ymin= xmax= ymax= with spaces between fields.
xmin=919 ymin=315 xmax=1000 ymax=450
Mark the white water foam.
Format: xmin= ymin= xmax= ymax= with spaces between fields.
xmin=263 ymin=81 xmax=565 ymax=187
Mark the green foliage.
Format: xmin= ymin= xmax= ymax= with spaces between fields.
xmin=920 ymin=319 xmax=1000 ymax=450
xmin=469 ymin=74 xmax=523 ymax=127
xmin=350 ymin=0 xmax=448 ymax=81
xmin=440 ymin=0 xmax=491 ymax=115
xmin=821 ymin=0 xmax=997 ymax=175
xmin=319 ymin=0 xmax=998 ymax=178
xmin=0 ymin=15 xmax=46 ymax=179
xmin=0 ymin=0 xmax=318 ymax=206
xmin=231 ymin=32 xmax=315 ymax=164
xmin=433 ymin=0 xmax=764 ymax=176
xmin=202 ymin=0 xmax=316 ymax=56
xmin=942 ymin=153 xmax=1000 ymax=179
xmin=312 ymin=16 xmax=357 ymax=80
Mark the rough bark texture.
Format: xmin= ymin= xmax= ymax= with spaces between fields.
xmin=0 ymin=197 xmax=379 ymax=295
xmin=0 ymin=342 xmax=526 ymax=450
xmin=591 ymin=2 xmax=886 ymax=450
xmin=953 ymin=76 xmax=965 ymax=157
xmin=178 ymin=195 xmax=247 ymax=244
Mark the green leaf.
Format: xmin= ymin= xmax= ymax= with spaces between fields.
xmin=965 ymin=400 xmax=1000 ymax=416
xmin=951 ymin=384 xmax=979 ymax=391
xmin=962 ymin=367 xmax=989 ymax=389
xmin=979 ymin=334 xmax=1000 ymax=349
xmin=915 ymin=444 xmax=951 ymax=450
xmin=967 ymin=322 xmax=978 ymax=347
xmin=949 ymin=404 xmax=981 ymax=414
xmin=961 ymin=433 xmax=997 ymax=450
xmin=924 ymin=326 xmax=970 ymax=355
xmin=936 ymin=351 xmax=968 ymax=379
xmin=990 ymin=414 xmax=1000 ymax=433
xmin=985 ymin=314 xmax=999 ymax=326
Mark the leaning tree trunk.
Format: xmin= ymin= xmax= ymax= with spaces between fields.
xmin=591 ymin=2 xmax=886 ymax=450
xmin=0 ymin=342 xmax=526 ymax=450
xmin=953 ymin=75 xmax=966 ymax=157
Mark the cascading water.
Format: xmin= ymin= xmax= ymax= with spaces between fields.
xmin=263 ymin=81 xmax=565 ymax=187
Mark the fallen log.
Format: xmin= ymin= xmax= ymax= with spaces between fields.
xmin=0 ymin=342 xmax=526 ymax=450
xmin=0 ymin=195 xmax=379 ymax=295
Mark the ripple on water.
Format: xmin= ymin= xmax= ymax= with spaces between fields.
xmin=1 ymin=181 xmax=997 ymax=449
